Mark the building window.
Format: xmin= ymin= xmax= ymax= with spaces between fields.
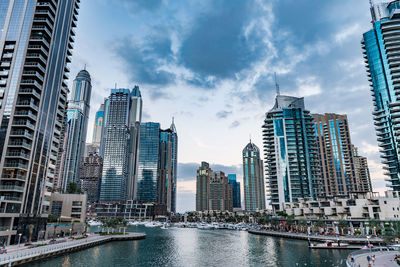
xmin=72 ymin=201 xmax=82 ymax=206
xmin=51 ymin=201 xmax=63 ymax=216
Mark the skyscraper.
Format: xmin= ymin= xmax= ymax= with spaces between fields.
xmin=352 ymin=146 xmax=373 ymax=193
xmin=209 ymin=171 xmax=232 ymax=212
xmin=99 ymin=87 xmax=142 ymax=202
xmin=362 ymin=1 xmax=400 ymax=191
xmin=80 ymin=153 xmax=103 ymax=203
xmin=92 ymin=104 xmax=104 ymax=147
xmin=136 ymin=120 xmax=178 ymax=213
xmin=196 ymin=162 xmax=211 ymax=211
xmin=0 ymin=0 xmax=79 ymax=244
xmin=313 ymin=113 xmax=368 ymax=196
xmin=60 ymin=70 xmax=92 ymax=192
xmin=262 ymin=95 xmax=320 ymax=211
xmin=195 ymin=162 xmax=232 ymax=212
xmin=242 ymin=141 xmax=265 ymax=211
xmin=227 ymin=174 xmax=241 ymax=209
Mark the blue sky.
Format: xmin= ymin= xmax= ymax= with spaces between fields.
xmin=69 ymin=0 xmax=385 ymax=212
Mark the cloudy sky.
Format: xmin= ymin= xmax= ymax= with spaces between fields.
xmin=68 ymin=0 xmax=385 ymax=212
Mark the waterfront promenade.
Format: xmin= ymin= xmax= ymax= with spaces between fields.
xmin=249 ymin=230 xmax=383 ymax=244
xmin=347 ymin=250 xmax=399 ymax=267
xmin=0 ymin=233 xmax=145 ymax=266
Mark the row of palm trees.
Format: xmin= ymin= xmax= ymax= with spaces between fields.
xmin=101 ymin=218 xmax=128 ymax=235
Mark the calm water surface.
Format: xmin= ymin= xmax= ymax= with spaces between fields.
xmin=25 ymin=226 xmax=350 ymax=267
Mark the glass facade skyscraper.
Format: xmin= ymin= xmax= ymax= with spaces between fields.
xmin=59 ymin=70 xmax=92 ymax=192
xmin=99 ymin=87 xmax=142 ymax=202
xmin=362 ymin=1 xmax=400 ymax=191
xmin=262 ymin=95 xmax=320 ymax=211
xmin=137 ymin=122 xmax=160 ymax=203
xmin=242 ymin=142 xmax=265 ymax=211
xmin=0 ymin=0 xmax=79 ymax=244
xmin=136 ymin=120 xmax=178 ymax=212
xmin=228 ymin=174 xmax=241 ymax=209
xmin=91 ymin=103 xmax=104 ymax=148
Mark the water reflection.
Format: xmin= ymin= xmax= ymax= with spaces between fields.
xmin=24 ymin=227 xmax=349 ymax=267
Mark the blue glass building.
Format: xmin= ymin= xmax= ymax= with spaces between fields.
xmin=137 ymin=120 xmax=178 ymax=213
xmin=0 ymin=0 xmax=79 ymax=244
xmin=362 ymin=1 xmax=400 ymax=191
xmin=60 ymin=70 xmax=92 ymax=192
xmin=242 ymin=142 xmax=266 ymax=211
xmin=92 ymin=104 xmax=104 ymax=146
xmin=262 ymin=95 xmax=320 ymax=211
xmin=227 ymin=174 xmax=241 ymax=209
xmin=99 ymin=88 xmax=142 ymax=202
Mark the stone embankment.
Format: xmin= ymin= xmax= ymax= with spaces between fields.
xmin=248 ymin=230 xmax=383 ymax=244
xmin=0 ymin=233 xmax=146 ymax=266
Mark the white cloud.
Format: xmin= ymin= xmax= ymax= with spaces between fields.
xmin=295 ymin=76 xmax=322 ymax=97
xmin=334 ymin=23 xmax=361 ymax=44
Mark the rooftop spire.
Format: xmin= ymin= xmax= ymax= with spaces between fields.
xmin=274 ymin=72 xmax=280 ymax=96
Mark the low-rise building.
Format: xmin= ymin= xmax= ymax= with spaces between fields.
xmin=95 ymin=200 xmax=154 ymax=220
xmin=49 ymin=193 xmax=87 ymax=223
xmin=284 ymin=191 xmax=400 ymax=220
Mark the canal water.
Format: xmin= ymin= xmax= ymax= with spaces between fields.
xmin=24 ymin=226 xmax=350 ymax=267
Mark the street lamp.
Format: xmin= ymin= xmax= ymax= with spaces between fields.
xmin=367 ymin=235 xmax=372 ymax=258
xmin=69 ymin=228 xmax=72 ymax=238
xmin=18 ymin=233 xmax=22 ymax=247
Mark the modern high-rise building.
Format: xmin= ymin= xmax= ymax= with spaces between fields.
xmin=262 ymin=95 xmax=320 ymax=211
xmin=92 ymin=103 xmax=104 ymax=146
xmin=196 ymin=162 xmax=211 ymax=211
xmin=159 ymin=121 xmax=178 ymax=213
xmin=313 ymin=113 xmax=364 ymax=196
xmin=80 ymin=153 xmax=103 ymax=203
xmin=136 ymin=120 xmax=178 ymax=213
xmin=99 ymin=87 xmax=142 ymax=202
xmin=352 ymin=146 xmax=373 ymax=193
xmin=228 ymin=174 xmax=241 ymax=209
xmin=195 ymin=162 xmax=232 ymax=212
xmin=242 ymin=141 xmax=266 ymax=211
xmin=362 ymin=1 xmax=400 ymax=191
xmin=209 ymin=171 xmax=232 ymax=212
xmin=0 ymin=0 xmax=79 ymax=244
xmin=59 ymin=70 xmax=92 ymax=192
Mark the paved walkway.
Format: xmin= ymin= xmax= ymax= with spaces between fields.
xmin=349 ymin=251 xmax=399 ymax=267
xmin=0 ymin=233 xmax=145 ymax=266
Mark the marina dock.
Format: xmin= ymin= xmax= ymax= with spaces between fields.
xmin=248 ymin=230 xmax=383 ymax=244
xmin=0 ymin=233 xmax=146 ymax=266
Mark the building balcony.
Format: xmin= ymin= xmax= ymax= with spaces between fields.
xmin=5 ymin=151 xmax=30 ymax=160
xmin=0 ymin=196 xmax=22 ymax=202
xmin=10 ymin=130 xmax=33 ymax=140
xmin=19 ymin=88 xmax=41 ymax=99
xmin=26 ymin=53 xmax=47 ymax=65
xmin=8 ymin=140 xmax=31 ymax=150
xmin=12 ymin=120 xmax=35 ymax=130
xmin=24 ymin=62 xmax=46 ymax=75
xmin=0 ymin=185 xmax=24 ymax=192
xmin=29 ymin=35 xmax=50 ymax=49
xmin=14 ymin=110 xmax=37 ymax=121
xmin=22 ymin=70 xmax=44 ymax=82
xmin=15 ymin=100 xmax=38 ymax=111
xmin=1 ymin=174 xmax=26 ymax=181
xmin=3 ymin=162 xmax=28 ymax=171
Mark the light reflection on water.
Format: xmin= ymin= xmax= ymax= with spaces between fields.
xmin=23 ymin=226 xmax=349 ymax=267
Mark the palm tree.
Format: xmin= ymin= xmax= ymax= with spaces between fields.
xmin=338 ymin=219 xmax=349 ymax=235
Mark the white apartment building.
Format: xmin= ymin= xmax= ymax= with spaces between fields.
xmin=284 ymin=191 xmax=400 ymax=220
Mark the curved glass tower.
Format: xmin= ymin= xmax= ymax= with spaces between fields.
xmin=242 ymin=141 xmax=265 ymax=211
xmin=262 ymin=95 xmax=320 ymax=211
xmin=362 ymin=1 xmax=400 ymax=191
xmin=60 ymin=69 xmax=92 ymax=192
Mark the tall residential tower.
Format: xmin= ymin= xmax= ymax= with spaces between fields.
xmin=0 ymin=0 xmax=80 ymax=244
xmin=242 ymin=142 xmax=265 ymax=211
xmin=313 ymin=113 xmax=371 ymax=196
xmin=60 ymin=69 xmax=92 ymax=192
xmin=362 ymin=1 xmax=400 ymax=191
xmin=262 ymin=95 xmax=320 ymax=211
xmin=99 ymin=87 xmax=142 ymax=202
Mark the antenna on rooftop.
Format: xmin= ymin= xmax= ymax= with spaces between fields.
xmin=84 ymin=64 xmax=86 ymax=70
xmin=115 ymin=83 xmax=117 ymax=89
xmin=274 ymin=72 xmax=280 ymax=96
xmin=369 ymin=0 xmax=373 ymax=8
